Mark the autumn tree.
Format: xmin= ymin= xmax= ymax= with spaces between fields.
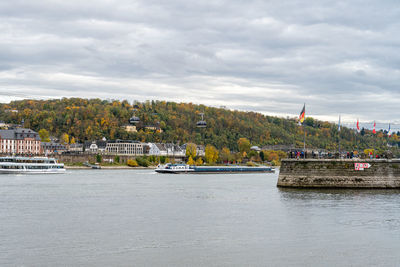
xmin=38 ymin=129 xmax=50 ymax=142
xmin=220 ymin=147 xmax=231 ymax=163
xmin=61 ymin=133 xmax=69 ymax=144
xmin=205 ymin=144 xmax=219 ymax=164
xmin=187 ymin=156 xmax=195 ymax=165
xmin=186 ymin=143 xmax=197 ymax=158
xmin=238 ymin=137 xmax=251 ymax=155
xmin=195 ymin=157 xmax=203 ymax=166
xmin=0 ymin=98 xmax=389 ymax=153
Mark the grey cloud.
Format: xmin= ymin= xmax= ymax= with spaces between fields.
xmin=1 ymin=0 xmax=400 ymax=123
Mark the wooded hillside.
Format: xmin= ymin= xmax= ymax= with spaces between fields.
xmin=0 ymin=98 xmax=397 ymax=152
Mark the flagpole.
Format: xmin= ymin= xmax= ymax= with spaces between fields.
xmin=355 ymin=132 xmax=357 ymax=158
xmin=373 ymin=135 xmax=376 ymax=159
xmin=303 ymin=103 xmax=306 ymax=159
xmin=373 ymin=121 xmax=376 ymax=158
xmin=356 ymin=119 xmax=358 ymax=157
xmin=303 ymin=124 xmax=306 ymax=159
xmin=338 ymin=115 xmax=341 ymax=159
xmin=298 ymin=103 xmax=306 ymax=159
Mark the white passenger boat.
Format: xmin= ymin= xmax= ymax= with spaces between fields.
xmin=0 ymin=156 xmax=66 ymax=174
xmin=155 ymin=163 xmax=194 ymax=173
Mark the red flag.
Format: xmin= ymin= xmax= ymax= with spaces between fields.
xmin=372 ymin=121 xmax=376 ymax=134
xmin=356 ymin=119 xmax=360 ymax=133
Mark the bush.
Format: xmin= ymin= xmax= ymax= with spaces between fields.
xmin=271 ymin=159 xmax=280 ymax=166
xmin=149 ymin=155 xmax=156 ymax=162
xmin=246 ymin=161 xmax=256 ymax=166
xmin=160 ymin=156 xmax=166 ymax=164
xmin=96 ymin=154 xmax=102 ymax=163
xmin=127 ymin=159 xmax=139 ymax=167
xmin=136 ymin=157 xmax=150 ymax=167
xmin=114 ymin=155 xmax=120 ymax=163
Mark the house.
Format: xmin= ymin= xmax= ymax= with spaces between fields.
xmin=165 ymin=143 xmax=185 ymax=156
xmin=0 ymin=122 xmax=12 ymax=129
xmin=196 ymin=145 xmax=205 ymax=156
xmin=69 ymin=143 xmax=84 ymax=153
xmin=147 ymin=143 xmax=162 ymax=155
xmin=5 ymin=109 xmax=18 ymax=113
xmin=250 ymin=146 xmax=261 ymax=152
xmin=84 ymin=140 xmax=107 ymax=153
xmin=155 ymin=143 xmax=168 ymax=156
xmin=0 ymin=128 xmax=41 ymax=155
xmin=144 ymin=125 xmax=163 ymax=133
xmin=41 ymin=142 xmax=67 ymax=154
xmin=122 ymin=125 xmax=137 ymax=133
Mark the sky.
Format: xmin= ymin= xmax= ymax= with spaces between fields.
xmin=1 ymin=0 xmax=400 ymax=129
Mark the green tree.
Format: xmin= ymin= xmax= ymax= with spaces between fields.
xmin=160 ymin=156 xmax=166 ymax=164
xmin=260 ymin=151 xmax=265 ymax=161
xmin=96 ymin=154 xmax=102 ymax=163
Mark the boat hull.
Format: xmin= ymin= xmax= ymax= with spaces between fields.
xmin=0 ymin=168 xmax=66 ymax=174
xmin=155 ymin=165 xmax=274 ymax=174
xmin=192 ymin=166 xmax=274 ymax=173
xmin=155 ymin=169 xmax=194 ymax=174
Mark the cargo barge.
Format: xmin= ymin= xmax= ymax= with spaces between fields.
xmin=155 ymin=163 xmax=274 ymax=174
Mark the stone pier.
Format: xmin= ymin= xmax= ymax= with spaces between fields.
xmin=278 ymin=159 xmax=400 ymax=188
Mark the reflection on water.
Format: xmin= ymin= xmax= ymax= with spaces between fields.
xmin=1 ymin=170 xmax=400 ymax=266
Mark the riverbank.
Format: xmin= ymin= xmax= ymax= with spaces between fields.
xmin=65 ymin=166 xmax=156 ymax=170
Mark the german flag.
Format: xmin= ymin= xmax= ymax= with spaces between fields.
xmin=298 ymin=104 xmax=305 ymax=124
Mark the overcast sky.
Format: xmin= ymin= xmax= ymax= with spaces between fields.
xmin=1 ymin=0 xmax=399 ymax=128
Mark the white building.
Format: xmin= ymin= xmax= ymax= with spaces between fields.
xmin=89 ymin=142 xmax=98 ymax=153
xmin=147 ymin=143 xmax=162 ymax=155
xmin=105 ymin=141 xmax=144 ymax=155
xmin=146 ymin=143 xmax=185 ymax=157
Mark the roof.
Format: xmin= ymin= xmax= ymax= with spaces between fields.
xmin=70 ymin=143 xmax=83 ymax=148
xmin=155 ymin=143 xmax=167 ymax=151
xmin=0 ymin=128 xmax=40 ymax=141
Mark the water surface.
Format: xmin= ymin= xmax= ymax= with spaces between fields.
xmin=1 ymin=170 xmax=400 ymax=266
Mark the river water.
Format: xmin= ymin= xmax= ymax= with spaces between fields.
xmin=1 ymin=169 xmax=400 ymax=266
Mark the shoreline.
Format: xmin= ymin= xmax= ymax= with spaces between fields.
xmin=65 ymin=166 xmax=157 ymax=170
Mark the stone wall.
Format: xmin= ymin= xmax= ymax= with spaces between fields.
xmin=56 ymin=154 xmax=143 ymax=164
xmin=55 ymin=154 xmax=185 ymax=164
xmin=278 ymin=159 xmax=400 ymax=188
